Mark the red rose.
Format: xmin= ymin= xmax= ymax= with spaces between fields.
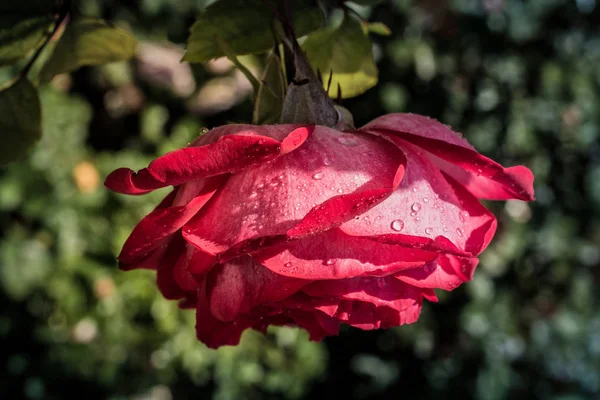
xmin=105 ymin=113 xmax=534 ymax=348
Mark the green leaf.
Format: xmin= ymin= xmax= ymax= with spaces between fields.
xmin=215 ymin=35 xmax=260 ymax=95
xmin=39 ymin=17 xmax=137 ymax=82
xmin=364 ymin=21 xmax=391 ymax=36
xmin=253 ymin=51 xmax=286 ymax=124
xmin=302 ymin=16 xmax=378 ymax=99
xmin=183 ymin=0 xmax=323 ymax=63
xmin=0 ymin=15 xmax=54 ymax=66
xmin=0 ymin=78 xmax=42 ymax=166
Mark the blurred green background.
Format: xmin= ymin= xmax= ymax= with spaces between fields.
xmin=1 ymin=0 xmax=599 ymax=399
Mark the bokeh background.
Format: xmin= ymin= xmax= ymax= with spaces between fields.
xmin=1 ymin=0 xmax=599 ymax=399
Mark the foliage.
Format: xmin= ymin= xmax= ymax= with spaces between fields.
xmin=0 ymin=0 xmax=599 ymax=399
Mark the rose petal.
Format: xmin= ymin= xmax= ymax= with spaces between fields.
xmin=105 ymin=125 xmax=313 ymax=194
xmin=287 ymin=158 xmax=406 ymax=238
xmin=195 ymin=283 xmax=256 ymax=348
xmin=334 ymin=300 xmax=422 ymax=330
xmin=156 ymin=236 xmax=186 ymax=300
xmin=252 ymin=228 xmax=438 ymax=280
xmin=304 ymin=275 xmax=421 ymax=303
xmin=206 ymin=256 xmax=308 ymax=322
xmin=118 ymin=176 xmax=224 ymax=266
xmin=395 ymin=254 xmax=479 ymax=291
xmin=173 ymin=243 xmax=202 ymax=292
xmin=183 ymin=127 xmax=406 ymax=256
xmin=338 ymin=140 xmax=498 ymax=256
xmin=362 ymin=113 xmax=534 ymax=201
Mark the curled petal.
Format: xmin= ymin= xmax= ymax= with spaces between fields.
xmin=362 ymin=113 xmax=535 ymax=201
xmin=118 ymin=176 xmax=224 ymax=268
xmin=297 ymin=277 xmax=428 ymax=330
xmin=252 ymin=228 xmax=438 ymax=280
xmin=395 ymin=254 xmax=479 ymax=291
xmin=287 ymin=159 xmax=406 ymax=238
xmin=105 ymin=125 xmax=313 ymax=194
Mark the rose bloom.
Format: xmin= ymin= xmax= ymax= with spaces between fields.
xmin=105 ymin=113 xmax=534 ymax=348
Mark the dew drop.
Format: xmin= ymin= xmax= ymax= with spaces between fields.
xmin=337 ymin=188 xmax=343 ymax=193
xmin=323 ymin=156 xmax=332 ymax=166
xmin=411 ymin=203 xmax=422 ymax=212
xmin=249 ymin=192 xmax=257 ymax=199
xmin=423 ymin=197 xmax=429 ymax=203
xmin=456 ymin=228 xmax=464 ymax=237
xmin=459 ymin=210 xmax=469 ymax=222
xmin=324 ymin=259 xmax=335 ymax=266
xmin=476 ymin=168 xmax=482 ymax=176
xmin=390 ymin=219 xmax=404 ymax=232
xmin=312 ymin=172 xmax=324 ymax=180
xmin=425 ymin=227 xmax=433 ymax=235
xmin=337 ymin=134 xmax=359 ymax=146
xmin=284 ymin=262 xmax=293 ymax=267
xmin=412 ymin=187 xmax=418 ymax=193
xmin=410 ymin=211 xmax=417 ymax=217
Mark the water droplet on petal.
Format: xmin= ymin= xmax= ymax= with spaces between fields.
xmin=476 ymin=168 xmax=482 ymax=176
xmin=456 ymin=228 xmax=464 ymax=237
xmin=391 ymin=219 xmax=404 ymax=231
xmin=324 ymin=259 xmax=335 ymax=266
xmin=284 ymin=262 xmax=293 ymax=267
xmin=412 ymin=187 xmax=418 ymax=193
xmin=459 ymin=210 xmax=469 ymax=222
xmin=411 ymin=203 xmax=422 ymax=212
xmin=337 ymin=188 xmax=343 ymax=193
xmin=249 ymin=192 xmax=257 ymax=199
xmin=312 ymin=172 xmax=324 ymax=180
xmin=323 ymin=156 xmax=332 ymax=166
xmin=423 ymin=197 xmax=429 ymax=203
xmin=425 ymin=227 xmax=433 ymax=235
xmin=410 ymin=211 xmax=416 ymax=217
